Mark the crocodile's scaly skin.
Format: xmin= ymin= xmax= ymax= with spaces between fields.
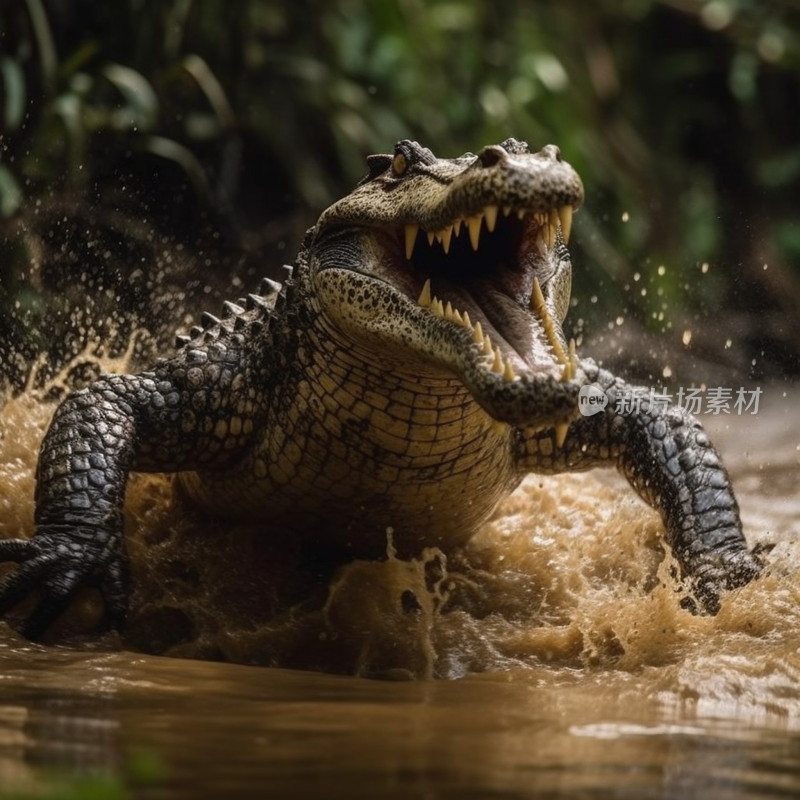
xmin=0 ymin=139 xmax=762 ymax=639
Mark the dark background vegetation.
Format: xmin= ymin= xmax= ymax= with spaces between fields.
xmin=1 ymin=0 xmax=799 ymax=391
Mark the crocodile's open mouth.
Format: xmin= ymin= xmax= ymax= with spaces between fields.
xmin=312 ymin=140 xmax=584 ymax=431
xmin=313 ymin=202 xmax=581 ymax=433
xmin=397 ymin=201 xmax=577 ymax=382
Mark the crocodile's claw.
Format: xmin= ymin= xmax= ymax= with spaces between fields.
xmin=0 ymin=530 xmax=127 ymax=639
xmin=687 ymin=546 xmax=765 ymax=614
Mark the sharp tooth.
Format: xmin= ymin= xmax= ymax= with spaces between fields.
xmin=545 ymin=317 xmax=567 ymax=363
xmin=531 ymin=275 xmax=547 ymax=312
xmin=531 ymin=277 xmax=567 ymax=365
xmin=502 ymin=205 xmax=512 ymax=217
xmin=554 ymin=422 xmax=569 ymax=448
xmin=491 ymin=347 xmax=504 ymax=373
xmin=453 ymin=308 xmax=464 ymax=326
xmin=462 ymin=310 xmax=471 ymax=330
xmin=427 ymin=230 xmax=435 ymax=246
xmin=473 ymin=320 xmax=484 ymax=344
xmin=405 ymin=224 xmax=418 ymax=260
xmin=444 ymin=300 xmax=454 ymax=321
xmin=484 ymin=205 xmax=498 ymax=232
xmin=453 ymin=218 xmax=463 ymax=237
xmin=566 ymin=337 xmax=579 ymax=381
xmin=468 ymin=215 xmax=482 ymax=250
xmin=558 ymin=205 xmax=573 ymax=244
xmin=441 ymin=226 xmax=453 ymax=254
xmin=418 ymin=278 xmax=432 ymax=307
xmin=434 ymin=298 xmax=445 ymax=317
xmin=503 ymin=358 xmax=516 ymax=382
xmin=548 ymin=211 xmax=559 ymax=248
xmin=483 ymin=334 xmax=493 ymax=357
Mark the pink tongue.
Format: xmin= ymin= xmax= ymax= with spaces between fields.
xmin=434 ymin=280 xmax=563 ymax=373
xmin=476 ymin=288 xmax=563 ymax=372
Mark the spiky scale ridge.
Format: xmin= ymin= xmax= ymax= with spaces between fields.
xmin=260 ymin=277 xmax=281 ymax=296
xmin=222 ymin=301 xmax=245 ymax=318
xmin=246 ymin=293 xmax=270 ymax=311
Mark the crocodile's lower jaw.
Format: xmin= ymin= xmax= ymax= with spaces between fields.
xmin=413 ymin=275 xmax=577 ymax=383
xmin=313 ymin=267 xmax=579 ymax=434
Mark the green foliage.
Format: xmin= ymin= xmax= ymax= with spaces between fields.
xmin=0 ymin=1 xmax=234 ymax=203
xmin=1 ymin=774 xmax=126 ymax=800
xmin=0 ymin=748 xmax=164 ymax=800
xmin=1 ymin=0 xmax=799 ymax=376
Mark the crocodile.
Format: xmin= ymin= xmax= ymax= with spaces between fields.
xmin=0 ymin=138 xmax=762 ymax=640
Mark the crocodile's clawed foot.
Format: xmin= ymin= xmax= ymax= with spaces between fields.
xmin=751 ymin=541 xmax=776 ymax=559
xmin=683 ymin=547 xmax=765 ymax=615
xmin=0 ymin=531 xmax=127 ymax=640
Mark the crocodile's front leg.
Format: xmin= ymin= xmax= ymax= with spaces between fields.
xmin=515 ymin=362 xmax=762 ymax=611
xmin=0 ymin=343 xmax=263 ymax=639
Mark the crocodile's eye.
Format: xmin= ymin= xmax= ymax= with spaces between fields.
xmin=392 ymin=152 xmax=408 ymax=176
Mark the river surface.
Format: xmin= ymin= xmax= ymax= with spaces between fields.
xmin=0 ymin=367 xmax=798 ymax=798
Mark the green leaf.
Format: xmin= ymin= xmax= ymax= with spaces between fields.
xmin=141 ymin=135 xmax=211 ymax=202
xmin=0 ymin=57 xmax=26 ymax=132
xmin=23 ymin=0 xmax=57 ymax=95
xmin=0 ymin=164 xmax=22 ymax=219
xmin=101 ymin=64 xmax=158 ymax=131
xmin=181 ymin=54 xmax=235 ymax=129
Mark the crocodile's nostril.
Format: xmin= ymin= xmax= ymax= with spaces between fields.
xmin=540 ymin=144 xmax=563 ymax=162
xmin=478 ymin=145 xmax=506 ymax=167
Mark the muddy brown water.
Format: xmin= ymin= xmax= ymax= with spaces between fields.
xmin=0 ymin=361 xmax=798 ymax=798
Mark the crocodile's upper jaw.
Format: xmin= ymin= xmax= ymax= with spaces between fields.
xmin=310 ymin=139 xmax=585 ymax=426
